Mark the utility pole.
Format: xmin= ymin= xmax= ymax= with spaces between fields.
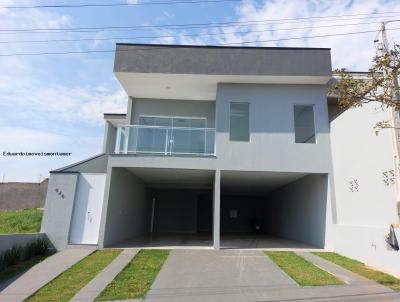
xmin=380 ymin=22 xmax=400 ymax=224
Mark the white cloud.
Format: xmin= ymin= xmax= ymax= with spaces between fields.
xmin=0 ymin=1 xmax=127 ymax=181
xmin=126 ymin=0 xmax=140 ymax=4
xmin=178 ymin=0 xmax=400 ymax=70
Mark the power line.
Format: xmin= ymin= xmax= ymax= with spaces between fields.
xmin=1 ymin=10 xmax=399 ymax=33
xmin=1 ymin=27 xmax=398 ymax=57
xmin=1 ymin=20 xmax=398 ymax=44
xmin=0 ymin=0 xmax=241 ymax=9
xmin=1 ymin=14 xmax=399 ymax=39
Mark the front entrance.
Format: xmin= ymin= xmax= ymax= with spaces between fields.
xmin=69 ymin=173 xmax=106 ymax=245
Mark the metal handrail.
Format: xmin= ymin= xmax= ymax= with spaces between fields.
xmin=119 ymin=125 xmax=215 ymax=131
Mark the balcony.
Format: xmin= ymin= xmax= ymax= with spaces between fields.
xmin=115 ymin=125 xmax=216 ymax=156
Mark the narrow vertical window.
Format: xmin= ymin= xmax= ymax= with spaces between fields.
xmin=294 ymin=105 xmax=316 ymax=143
xmin=230 ymin=102 xmax=250 ymax=141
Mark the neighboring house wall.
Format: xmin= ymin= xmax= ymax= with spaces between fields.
xmin=0 ymin=179 xmax=48 ymax=210
xmin=330 ymin=102 xmax=400 ymax=277
xmin=267 ymin=174 xmax=329 ymax=247
xmin=331 ymin=103 xmax=396 ymax=226
xmin=101 ymin=168 xmax=151 ymax=247
xmin=41 ymin=173 xmax=79 ymax=250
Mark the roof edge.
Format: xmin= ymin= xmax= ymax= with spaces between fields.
xmin=115 ymin=43 xmax=331 ymax=51
xmin=51 ymin=153 xmax=106 ymax=173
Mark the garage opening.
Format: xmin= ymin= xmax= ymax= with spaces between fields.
xmin=220 ymin=171 xmax=328 ymax=249
xmin=102 ymin=167 xmax=214 ymax=248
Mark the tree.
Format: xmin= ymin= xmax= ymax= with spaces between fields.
xmin=328 ymin=44 xmax=400 ymax=128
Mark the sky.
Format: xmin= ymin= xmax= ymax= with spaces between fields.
xmin=0 ymin=0 xmax=400 ymax=182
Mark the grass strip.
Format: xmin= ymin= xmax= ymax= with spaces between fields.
xmin=0 ymin=209 xmax=43 ymax=234
xmin=26 ymin=249 xmax=121 ymax=302
xmin=265 ymin=251 xmax=344 ymax=286
xmin=96 ymin=249 xmax=170 ymax=301
xmin=313 ymin=252 xmax=400 ymax=291
xmin=0 ymin=253 xmax=51 ymax=285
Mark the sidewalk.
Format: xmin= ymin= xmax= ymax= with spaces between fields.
xmin=70 ymin=249 xmax=139 ymax=302
xmin=0 ymin=248 xmax=94 ymax=302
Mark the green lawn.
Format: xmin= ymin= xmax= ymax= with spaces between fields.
xmin=0 ymin=209 xmax=43 ymax=234
xmin=314 ymin=252 xmax=400 ymax=291
xmin=0 ymin=253 xmax=51 ymax=285
xmin=25 ymin=250 xmax=121 ymax=302
xmin=96 ymin=249 xmax=170 ymax=301
xmin=265 ymin=251 xmax=344 ymax=286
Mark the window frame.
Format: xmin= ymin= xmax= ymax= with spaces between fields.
xmin=293 ymin=104 xmax=317 ymax=144
xmin=229 ymin=102 xmax=251 ymax=142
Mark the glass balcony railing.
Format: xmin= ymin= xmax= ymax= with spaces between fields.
xmin=114 ymin=125 xmax=216 ymax=156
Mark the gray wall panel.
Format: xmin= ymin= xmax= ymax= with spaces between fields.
xmin=103 ymin=168 xmax=150 ymax=246
xmin=41 ymin=173 xmax=78 ymax=250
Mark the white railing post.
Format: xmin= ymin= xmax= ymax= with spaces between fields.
xmin=123 ymin=127 xmax=129 ymax=154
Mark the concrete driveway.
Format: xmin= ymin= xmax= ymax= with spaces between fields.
xmin=144 ymin=250 xmax=400 ymax=302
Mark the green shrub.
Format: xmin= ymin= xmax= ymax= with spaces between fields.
xmin=0 ymin=237 xmax=49 ymax=272
xmin=0 ymin=245 xmax=23 ymax=270
xmin=24 ymin=238 xmax=49 ymax=260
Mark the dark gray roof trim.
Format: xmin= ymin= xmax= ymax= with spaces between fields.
xmin=114 ymin=43 xmax=332 ymax=77
xmin=104 ymin=113 xmax=126 ymax=119
xmin=116 ymin=43 xmax=331 ymax=51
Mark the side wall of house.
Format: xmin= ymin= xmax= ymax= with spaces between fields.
xmin=330 ymin=102 xmax=400 ymax=277
xmin=266 ymin=174 xmax=329 ymax=247
xmin=102 ymin=168 xmax=151 ymax=247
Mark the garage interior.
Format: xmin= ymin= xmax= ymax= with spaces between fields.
xmin=102 ymin=167 xmax=215 ymax=248
xmin=220 ymin=171 xmax=329 ymax=249
xmin=102 ymin=168 xmax=329 ymax=249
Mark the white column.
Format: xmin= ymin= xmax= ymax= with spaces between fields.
xmin=213 ymin=170 xmax=221 ymax=250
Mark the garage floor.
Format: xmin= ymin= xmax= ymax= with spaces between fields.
xmin=110 ymin=233 xmax=321 ymax=250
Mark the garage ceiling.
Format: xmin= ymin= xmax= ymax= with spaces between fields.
xmin=221 ymin=171 xmax=307 ymax=196
xmin=127 ymin=167 xmax=214 ymax=189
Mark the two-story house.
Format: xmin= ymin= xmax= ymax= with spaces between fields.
xmin=41 ymin=44 xmax=335 ymax=252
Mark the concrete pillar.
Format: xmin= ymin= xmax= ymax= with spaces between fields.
xmin=213 ymin=170 xmax=221 ymax=250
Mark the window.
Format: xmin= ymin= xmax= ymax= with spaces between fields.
xmin=230 ymin=103 xmax=250 ymax=141
xmin=294 ymin=105 xmax=316 ymax=143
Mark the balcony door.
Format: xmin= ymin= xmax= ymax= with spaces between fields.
xmin=138 ymin=116 xmax=207 ymax=154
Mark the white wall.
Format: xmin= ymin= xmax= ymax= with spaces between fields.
xmin=330 ymin=102 xmax=400 ymax=276
xmin=267 ymin=174 xmax=329 ymax=247
xmin=331 ymin=103 xmax=397 ymax=226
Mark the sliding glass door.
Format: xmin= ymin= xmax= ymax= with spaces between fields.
xmin=137 ymin=116 xmax=209 ymax=154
